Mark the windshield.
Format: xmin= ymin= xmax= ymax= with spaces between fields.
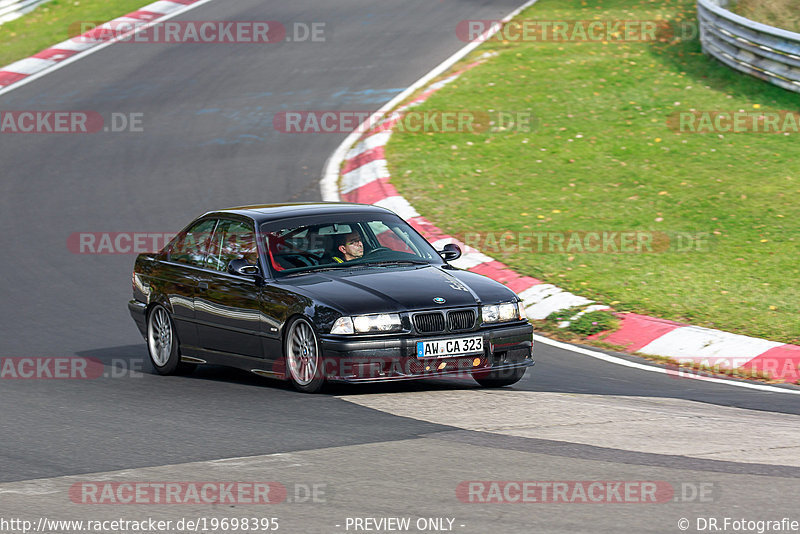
xmin=260 ymin=213 xmax=443 ymax=275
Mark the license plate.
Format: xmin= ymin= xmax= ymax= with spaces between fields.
xmin=416 ymin=336 xmax=483 ymax=359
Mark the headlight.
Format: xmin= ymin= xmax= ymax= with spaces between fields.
xmin=331 ymin=314 xmax=402 ymax=334
xmin=482 ymin=302 xmax=521 ymax=324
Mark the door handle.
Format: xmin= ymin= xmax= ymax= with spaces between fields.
xmin=198 ymin=282 xmax=209 ymax=290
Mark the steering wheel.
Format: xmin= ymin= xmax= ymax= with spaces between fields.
xmin=285 ymin=252 xmax=323 ymax=267
xmin=366 ymin=246 xmax=391 ymax=256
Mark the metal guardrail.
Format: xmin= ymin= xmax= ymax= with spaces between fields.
xmin=697 ymin=0 xmax=800 ymax=93
xmin=0 ymin=0 xmax=51 ymax=24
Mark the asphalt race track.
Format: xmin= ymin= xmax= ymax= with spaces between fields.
xmin=1 ymin=1 xmax=799 ymax=532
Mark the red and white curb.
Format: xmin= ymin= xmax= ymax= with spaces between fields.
xmin=0 ymin=0 xmax=210 ymax=95
xmin=321 ymin=5 xmax=800 ymax=386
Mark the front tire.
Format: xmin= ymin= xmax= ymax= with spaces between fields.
xmin=284 ymin=317 xmax=324 ymax=393
xmin=473 ymin=366 xmax=526 ymax=388
xmin=146 ymin=304 xmax=195 ymax=376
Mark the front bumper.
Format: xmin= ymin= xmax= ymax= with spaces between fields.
xmin=318 ymin=322 xmax=534 ymax=383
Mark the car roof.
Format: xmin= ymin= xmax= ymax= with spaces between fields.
xmin=202 ymin=202 xmax=395 ymax=224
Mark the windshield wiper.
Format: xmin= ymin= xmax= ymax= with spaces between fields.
xmin=283 ymin=264 xmax=354 ymax=274
xmin=284 ymin=260 xmax=431 ymax=275
xmin=360 ymin=259 xmax=431 ymax=266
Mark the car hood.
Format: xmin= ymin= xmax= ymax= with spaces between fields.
xmin=279 ymin=264 xmax=518 ymax=315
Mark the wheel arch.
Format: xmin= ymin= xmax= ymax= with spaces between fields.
xmin=145 ymin=295 xmax=175 ymax=318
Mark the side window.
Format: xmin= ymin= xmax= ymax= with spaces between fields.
xmin=205 ymin=219 xmax=258 ymax=272
xmin=367 ymin=221 xmax=414 ymax=253
xmin=169 ymin=219 xmax=217 ymax=267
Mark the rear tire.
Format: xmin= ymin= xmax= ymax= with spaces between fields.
xmin=146 ymin=304 xmax=196 ymax=376
xmin=284 ymin=317 xmax=324 ymax=393
xmin=473 ymin=366 xmax=526 ymax=388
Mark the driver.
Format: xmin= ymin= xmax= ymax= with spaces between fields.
xmin=332 ymin=231 xmax=363 ymax=262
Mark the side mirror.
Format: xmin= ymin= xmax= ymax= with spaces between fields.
xmin=438 ymin=243 xmax=462 ymax=261
xmin=228 ymin=258 xmax=261 ymax=277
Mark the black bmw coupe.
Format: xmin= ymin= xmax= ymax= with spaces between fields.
xmin=129 ymin=203 xmax=534 ymax=392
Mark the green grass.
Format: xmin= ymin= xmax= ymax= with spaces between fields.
xmin=0 ymin=0 xmax=151 ymax=67
xmin=387 ymin=0 xmax=800 ymax=344
xmin=546 ymin=307 xmax=619 ymax=336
